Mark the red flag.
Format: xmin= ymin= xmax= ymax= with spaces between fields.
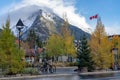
xmin=90 ymin=14 xmax=98 ymax=20
xmin=90 ymin=16 xmax=92 ymax=20
xmin=95 ymin=14 xmax=98 ymax=18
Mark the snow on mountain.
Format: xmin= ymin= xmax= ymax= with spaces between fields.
xmin=0 ymin=4 xmax=90 ymax=40
xmin=0 ymin=5 xmax=52 ymax=35
xmin=0 ymin=0 xmax=92 ymax=33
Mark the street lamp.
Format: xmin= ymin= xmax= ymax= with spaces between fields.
xmin=16 ymin=19 xmax=24 ymax=49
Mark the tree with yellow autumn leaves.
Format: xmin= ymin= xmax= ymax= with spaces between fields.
xmin=111 ymin=35 xmax=120 ymax=67
xmin=45 ymin=18 xmax=76 ymax=59
xmin=0 ymin=19 xmax=25 ymax=74
xmin=89 ymin=19 xmax=114 ymax=69
xmin=45 ymin=33 xmax=65 ymax=57
xmin=61 ymin=19 xmax=76 ymax=57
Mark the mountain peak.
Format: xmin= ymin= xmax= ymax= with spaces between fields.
xmin=0 ymin=4 xmax=90 ymax=40
xmin=19 ymin=7 xmax=90 ymax=40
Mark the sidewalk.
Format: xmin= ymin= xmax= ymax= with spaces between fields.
xmin=0 ymin=73 xmax=77 ymax=80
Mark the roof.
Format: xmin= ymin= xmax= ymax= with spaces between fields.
xmin=108 ymin=35 xmax=120 ymax=38
xmin=25 ymin=48 xmax=43 ymax=57
xmin=25 ymin=49 xmax=35 ymax=57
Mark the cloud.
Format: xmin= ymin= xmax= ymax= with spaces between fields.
xmin=1 ymin=0 xmax=120 ymax=35
xmin=17 ymin=0 xmax=92 ymax=32
xmin=105 ymin=24 xmax=120 ymax=35
xmin=0 ymin=0 xmax=91 ymax=33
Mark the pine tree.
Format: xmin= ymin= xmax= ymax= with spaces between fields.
xmin=77 ymin=35 xmax=93 ymax=71
xmin=0 ymin=19 xmax=25 ymax=74
xmin=27 ymin=29 xmax=44 ymax=62
xmin=27 ymin=29 xmax=37 ymax=49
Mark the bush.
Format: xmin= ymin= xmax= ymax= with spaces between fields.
xmin=55 ymin=62 xmax=65 ymax=67
xmin=65 ymin=62 xmax=78 ymax=66
xmin=21 ymin=67 xmax=39 ymax=75
xmin=54 ymin=62 xmax=78 ymax=67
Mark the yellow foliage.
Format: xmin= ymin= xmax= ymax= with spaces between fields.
xmin=61 ymin=20 xmax=76 ymax=57
xmin=89 ymin=22 xmax=113 ymax=69
xmin=46 ymin=19 xmax=76 ymax=57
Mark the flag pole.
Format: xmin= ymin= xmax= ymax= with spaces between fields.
xmin=97 ymin=14 xmax=102 ymax=24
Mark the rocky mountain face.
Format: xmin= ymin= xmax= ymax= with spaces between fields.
xmin=0 ymin=5 xmax=90 ymax=41
xmin=20 ymin=8 xmax=90 ymax=41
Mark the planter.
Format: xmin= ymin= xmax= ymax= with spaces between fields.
xmin=21 ymin=74 xmax=31 ymax=76
xmin=81 ymin=67 xmax=88 ymax=72
xmin=16 ymin=74 xmax=21 ymax=77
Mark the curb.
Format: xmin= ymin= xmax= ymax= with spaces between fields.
xmin=56 ymin=66 xmax=77 ymax=69
xmin=79 ymin=70 xmax=120 ymax=75
xmin=0 ymin=73 xmax=77 ymax=80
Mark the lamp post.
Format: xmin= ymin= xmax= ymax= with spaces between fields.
xmin=16 ymin=19 xmax=24 ymax=49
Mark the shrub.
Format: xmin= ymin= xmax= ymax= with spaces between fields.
xmin=65 ymin=62 xmax=78 ymax=66
xmin=21 ymin=67 xmax=39 ymax=75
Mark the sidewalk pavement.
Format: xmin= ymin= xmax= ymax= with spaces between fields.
xmin=0 ymin=73 xmax=77 ymax=80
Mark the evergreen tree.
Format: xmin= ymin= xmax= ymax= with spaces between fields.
xmin=27 ymin=29 xmax=37 ymax=49
xmin=27 ymin=29 xmax=43 ymax=48
xmin=27 ymin=29 xmax=43 ymax=62
xmin=0 ymin=19 xmax=25 ymax=74
xmin=77 ymin=35 xmax=93 ymax=71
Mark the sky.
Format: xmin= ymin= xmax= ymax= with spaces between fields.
xmin=0 ymin=0 xmax=120 ymax=35
xmin=75 ymin=0 xmax=120 ymax=35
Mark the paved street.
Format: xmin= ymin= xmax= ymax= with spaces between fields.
xmin=50 ymin=67 xmax=77 ymax=74
xmin=1 ymin=67 xmax=120 ymax=80
xmin=39 ymin=67 xmax=120 ymax=80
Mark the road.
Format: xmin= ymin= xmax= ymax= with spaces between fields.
xmin=1 ymin=67 xmax=120 ymax=80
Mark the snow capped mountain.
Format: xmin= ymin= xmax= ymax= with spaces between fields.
xmin=0 ymin=0 xmax=92 ymax=32
xmin=0 ymin=4 xmax=90 ymax=40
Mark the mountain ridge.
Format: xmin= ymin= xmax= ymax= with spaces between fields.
xmin=0 ymin=5 xmax=90 ymax=40
xmin=20 ymin=9 xmax=90 ymax=40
